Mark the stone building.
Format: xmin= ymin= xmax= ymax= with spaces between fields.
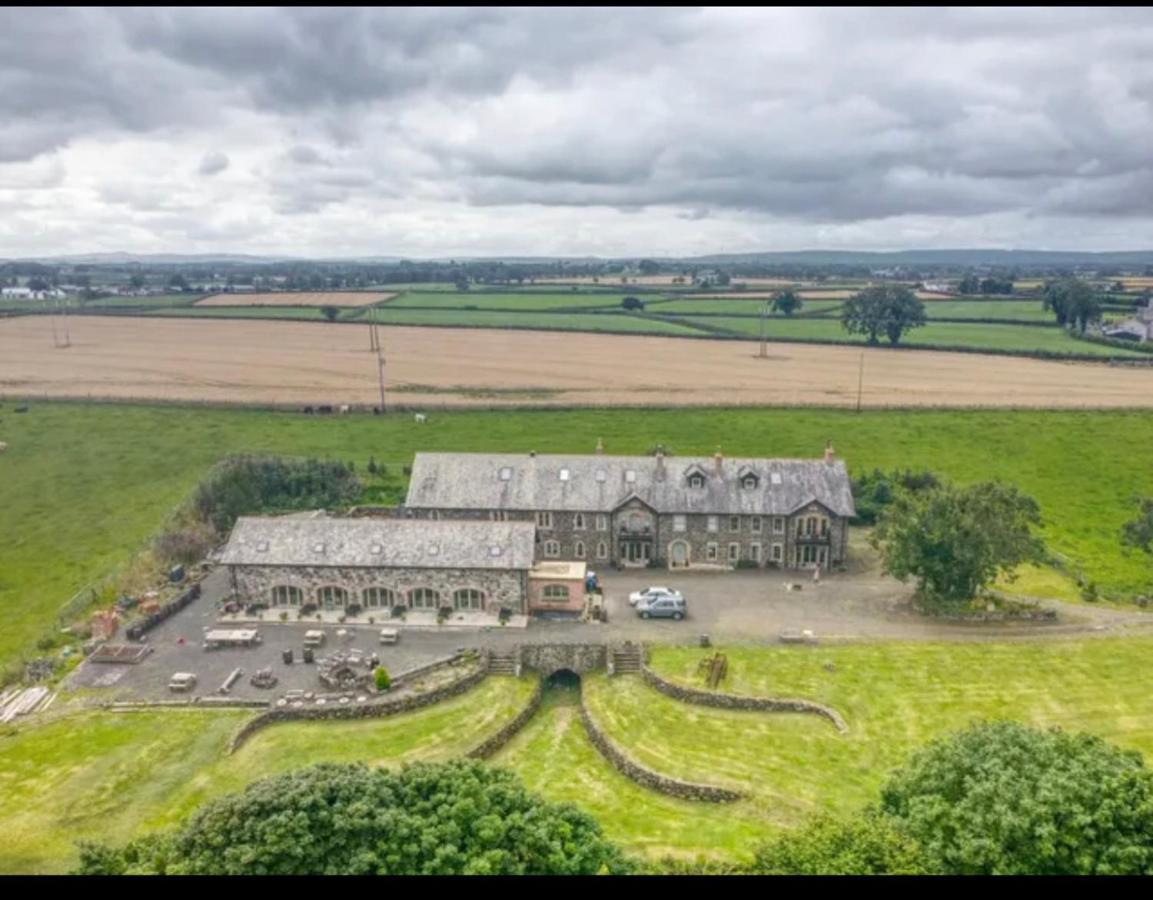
xmin=217 ymin=516 xmax=536 ymax=616
xmin=403 ymin=444 xmax=855 ymax=571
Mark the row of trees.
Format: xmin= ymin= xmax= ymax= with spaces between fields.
xmin=76 ymin=720 xmax=1153 ymax=875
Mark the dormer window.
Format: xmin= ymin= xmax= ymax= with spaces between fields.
xmin=688 ymin=474 xmax=706 ymax=489
xmin=742 ymin=475 xmax=758 ymax=490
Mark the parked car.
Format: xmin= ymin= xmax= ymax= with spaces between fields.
xmin=628 ymin=586 xmax=683 ymax=606
xmin=379 ymin=628 xmax=399 ymax=645
xmin=636 ymin=595 xmax=687 ymax=620
xmin=168 ymin=672 xmax=197 ymax=692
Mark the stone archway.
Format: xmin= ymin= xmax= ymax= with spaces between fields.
xmin=545 ymin=668 xmax=581 ymax=690
xmin=518 ymin=643 xmax=608 ymax=677
xmin=669 ymin=540 xmax=690 ymax=568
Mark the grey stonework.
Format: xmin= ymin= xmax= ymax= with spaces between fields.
xmin=465 ymin=678 xmax=543 ymax=760
xmin=227 ymin=563 xmax=528 ymax=614
xmin=639 ymin=664 xmax=848 ymax=733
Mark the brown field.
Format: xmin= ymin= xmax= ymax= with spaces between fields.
xmin=1122 ymin=278 xmax=1153 ymax=289
xmin=2 ymin=316 xmax=1152 ymax=410
xmin=195 ymin=291 xmax=394 ymax=308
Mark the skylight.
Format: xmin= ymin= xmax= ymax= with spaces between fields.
xmin=489 ymin=546 xmax=503 ymax=557
xmin=427 ymin=544 xmax=440 ymax=556
xmin=625 ymin=470 xmax=636 ymax=483
xmin=370 ymin=543 xmax=383 ymax=554
xmin=312 ymin=542 xmax=326 ymax=553
xmin=559 ymin=468 xmax=570 ymax=481
xmin=499 ymin=466 xmax=513 ymax=481
xmin=770 ymin=473 xmax=782 ymax=485
xmin=256 ymin=540 xmax=270 ymax=552
xmin=595 ymin=469 xmax=607 ymax=482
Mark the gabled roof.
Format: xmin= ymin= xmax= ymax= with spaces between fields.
xmin=405 ymin=453 xmax=855 ymax=517
xmin=218 ymin=516 xmax=536 ymax=570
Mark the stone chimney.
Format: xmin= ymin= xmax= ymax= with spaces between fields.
xmin=824 ymin=441 xmax=835 ymax=464
xmin=595 ymin=437 xmax=604 ymax=455
xmin=654 ymin=444 xmax=666 ymax=481
xmin=713 ymin=446 xmax=724 ymax=475
xmin=529 ymin=450 xmax=536 ymax=458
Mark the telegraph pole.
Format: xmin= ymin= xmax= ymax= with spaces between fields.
xmin=373 ymin=311 xmax=386 ymax=413
xmin=759 ymin=300 xmax=771 ymax=358
xmin=855 ymin=349 xmax=865 ymax=413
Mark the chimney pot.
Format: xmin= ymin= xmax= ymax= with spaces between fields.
xmin=824 ymin=441 xmax=835 ymax=463
xmin=529 ymin=450 xmax=536 ymax=458
xmin=714 ymin=446 xmax=723 ymax=474
xmin=595 ymin=437 xmax=604 ymax=455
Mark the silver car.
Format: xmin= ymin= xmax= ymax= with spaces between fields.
xmin=636 ymin=595 xmax=687 ymax=620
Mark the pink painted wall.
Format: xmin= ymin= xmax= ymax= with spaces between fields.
xmin=527 ymin=577 xmax=585 ymax=613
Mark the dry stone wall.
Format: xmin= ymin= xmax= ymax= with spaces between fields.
xmin=578 ymin=699 xmax=742 ymax=803
xmin=466 ymin=678 xmax=543 ymax=760
xmin=640 ymin=664 xmax=848 ymax=733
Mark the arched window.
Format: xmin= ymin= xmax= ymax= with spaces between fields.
xmin=573 ymin=513 xmax=586 ymax=530
xmin=362 ymin=587 xmax=395 ymax=609
xmin=408 ymin=587 xmax=440 ymax=609
xmin=318 ymin=586 xmax=347 ymax=609
xmin=596 ymin=541 xmax=608 ymax=559
xmin=270 ymin=585 xmax=303 ymax=607
xmin=542 ymin=584 xmax=570 ymax=602
xmin=574 ymin=541 xmax=586 ymax=557
xmin=453 ymin=588 xmax=485 ymax=611
xmin=544 ymin=540 xmax=560 ymax=558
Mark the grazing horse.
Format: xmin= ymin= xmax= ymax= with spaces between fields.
xmin=414 ymin=413 xmax=427 ymax=424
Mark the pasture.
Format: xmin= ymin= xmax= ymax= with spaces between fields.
xmin=195 ymin=291 xmax=393 ymax=307
xmin=2 ymin=402 xmax=1153 ymax=672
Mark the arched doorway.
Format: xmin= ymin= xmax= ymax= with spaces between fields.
xmin=669 ymin=540 xmax=690 ymax=568
xmin=546 ymin=668 xmax=581 ymax=690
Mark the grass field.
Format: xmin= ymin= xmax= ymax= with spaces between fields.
xmin=304 ymin=306 xmax=706 ymax=334
xmin=380 ymin=291 xmax=631 ymax=311
xmin=5 ymin=636 xmax=1153 ymax=871
xmin=0 ymin=676 xmax=535 ymax=873
xmin=2 ymin=403 xmax=1153 ymax=671
xmin=84 ymin=294 xmax=200 ymax=309
xmin=195 ymin=291 xmax=392 ymax=308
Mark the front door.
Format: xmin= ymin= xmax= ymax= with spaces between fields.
xmin=669 ymin=540 xmax=689 ymax=568
xmin=619 ymin=539 xmax=651 ymax=565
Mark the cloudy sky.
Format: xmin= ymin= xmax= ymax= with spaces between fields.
xmin=2 ymin=6 xmax=1153 ymax=258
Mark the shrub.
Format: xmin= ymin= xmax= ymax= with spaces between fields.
xmin=300 ymin=603 xmax=317 ymax=615
xmin=279 ymin=612 xmax=288 ymax=622
xmin=391 ymin=604 xmax=407 ymax=619
xmin=153 ymin=522 xmax=217 ymax=567
xmin=438 ymin=605 xmax=454 ymax=619
xmin=498 ymin=607 xmax=512 ymax=624
xmin=752 ymin=814 xmax=928 ymax=875
xmin=373 ymin=667 xmax=391 ymax=692
xmin=345 ymin=603 xmax=362 ymax=617
xmin=646 ymin=557 xmax=666 ymax=569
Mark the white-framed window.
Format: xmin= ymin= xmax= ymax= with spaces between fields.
xmin=489 ymin=510 xmax=509 ymax=521
xmin=688 ymin=473 xmax=705 ymax=489
xmin=544 ymin=540 xmax=560 ymax=558
xmin=673 ymin=514 xmax=686 ymax=532
xmin=820 ymin=518 xmax=830 ymax=537
xmin=596 ymin=541 xmax=609 ymax=559
xmin=536 ymin=511 xmax=553 ymax=529
xmin=271 ymin=585 xmax=303 ymax=607
xmin=728 ymin=542 xmax=740 ymax=561
xmin=706 ymin=542 xmax=718 ymax=561
xmin=773 ymin=517 xmax=785 ymax=534
xmin=729 ymin=516 xmax=740 ymax=533
xmin=707 ymin=515 xmax=718 ymax=532
xmin=751 ymin=516 xmax=763 ymax=533
xmin=771 ymin=543 xmax=783 ymax=562
xmin=574 ymin=541 xmax=586 ymax=557
xmin=453 ymin=588 xmax=485 ymax=611
xmin=542 ymin=584 xmax=570 ymax=602
xmin=742 ymin=475 xmax=758 ymax=490
xmin=802 ymin=545 xmax=820 ymax=564
xmin=408 ymin=587 xmax=440 ymax=609
xmin=573 ymin=513 xmax=586 ymax=530
xmin=362 ymin=587 xmax=395 ymax=609
xmin=429 ymin=510 xmax=441 ymax=521
xmin=750 ymin=543 xmax=762 ymax=562
xmin=596 ymin=514 xmax=609 ymax=531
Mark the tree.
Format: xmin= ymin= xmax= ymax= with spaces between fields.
xmin=957 ymin=275 xmax=980 ymax=295
xmin=620 ymin=296 xmax=645 ymax=311
xmin=455 ymin=278 xmax=470 ymax=292
xmin=1121 ymin=497 xmax=1153 ymax=554
xmin=841 ymin=285 xmax=926 ymax=345
xmin=1043 ymin=278 xmax=1101 ymax=333
xmin=770 ymin=289 xmax=802 ymax=317
xmin=26 ymin=276 xmax=50 ymax=292
xmin=320 ymin=305 xmax=340 ymax=322
xmin=751 ymin=814 xmax=928 ymax=875
xmin=850 ymin=468 xmax=941 ymax=525
xmin=373 ymin=666 xmax=390 ymax=691
xmin=637 ymin=259 xmax=660 ymax=275
xmin=870 ymin=480 xmax=1044 ymax=603
xmin=129 ymin=273 xmax=146 ymax=291
xmin=74 ymin=762 xmax=628 ymax=875
xmin=880 ymin=721 xmax=1153 ymax=875
xmin=166 ymin=272 xmax=188 ymax=292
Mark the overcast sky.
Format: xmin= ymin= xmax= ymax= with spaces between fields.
xmin=2 ymin=6 xmax=1152 ymax=258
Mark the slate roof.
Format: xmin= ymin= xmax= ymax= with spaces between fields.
xmin=218 ymin=516 xmax=537 ymax=570
xmin=405 ymin=452 xmax=856 ymax=517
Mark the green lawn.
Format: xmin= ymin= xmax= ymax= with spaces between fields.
xmin=141 ymin=305 xmax=364 ymax=321
xmin=2 ymin=404 xmax=1153 ymax=670
xmin=0 ymin=676 xmax=535 ymax=874
xmin=302 ymin=306 xmax=706 ymax=334
xmin=381 ymin=291 xmax=633 ymax=311
xmin=83 ymin=294 xmax=201 ymax=309
xmin=646 ymin=299 xmax=845 ymax=316
xmin=666 ymin=315 xmax=1145 ymax=356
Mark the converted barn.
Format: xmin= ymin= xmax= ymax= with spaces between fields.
xmin=217 ymin=516 xmax=536 ymax=618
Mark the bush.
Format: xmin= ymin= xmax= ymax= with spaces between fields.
xmin=438 ymin=605 xmax=454 ymax=619
xmin=373 ymin=667 xmax=391 ymax=692
xmin=279 ymin=612 xmax=288 ymax=622
xmin=752 ymin=814 xmax=928 ymax=875
xmin=498 ymin=606 xmax=512 ymax=624
xmin=646 ymin=557 xmax=666 ymax=569
xmin=391 ymin=604 xmax=407 ymax=619
xmin=1080 ymin=580 xmax=1100 ymax=602
xmin=300 ymin=603 xmax=317 ymax=615
xmin=345 ymin=603 xmax=362 ymax=617
xmin=851 ymin=468 xmax=940 ymax=525
xmin=153 ymin=523 xmax=217 ymax=567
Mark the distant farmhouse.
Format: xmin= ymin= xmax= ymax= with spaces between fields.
xmin=403 ymin=444 xmax=854 ymax=571
xmin=1 ymin=286 xmax=65 ymax=300
xmin=217 ymin=444 xmax=854 ymax=620
xmin=1103 ymin=299 xmax=1153 ymax=343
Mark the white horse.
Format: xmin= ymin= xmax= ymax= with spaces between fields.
xmin=414 ymin=413 xmax=427 ymax=424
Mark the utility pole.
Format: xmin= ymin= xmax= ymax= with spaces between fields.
xmin=855 ymin=349 xmax=865 ymax=413
xmin=59 ymin=295 xmax=71 ymax=348
xmin=759 ymin=300 xmax=771 ymax=358
xmin=373 ymin=310 xmax=386 ymax=413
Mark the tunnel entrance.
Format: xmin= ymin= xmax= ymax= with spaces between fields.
xmin=545 ymin=668 xmax=581 ymax=690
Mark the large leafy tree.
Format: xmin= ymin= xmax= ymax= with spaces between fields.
xmin=880 ymin=721 xmax=1153 ymax=875
xmin=75 ymin=762 xmax=627 ymax=875
xmin=1121 ymin=497 xmax=1153 ymax=555
xmin=1042 ymin=278 xmax=1101 ymax=333
xmin=751 ymin=814 xmax=928 ymax=875
xmin=870 ymin=480 xmax=1044 ymax=603
xmin=841 ymin=285 xmax=926 ymax=345
xmin=770 ymin=289 xmax=802 ymax=317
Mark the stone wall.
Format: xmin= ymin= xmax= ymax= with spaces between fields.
xmin=519 ymin=643 xmax=608 ymax=676
xmin=640 ymin=665 xmax=848 ymax=733
xmin=578 ymin=698 xmax=742 ymax=803
xmin=228 ymin=659 xmax=487 ymax=753
xmin=229 ymin=563 xmax=526 ymax=614
xmin=465 ymin=677 xmax=543 ymax=760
